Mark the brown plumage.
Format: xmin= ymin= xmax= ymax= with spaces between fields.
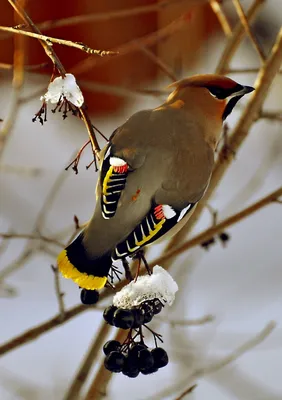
xmin=57 ymin=74 xmax=254 ymax=290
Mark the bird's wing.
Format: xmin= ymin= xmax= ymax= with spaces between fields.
xmin=85 ymin=108 xmax=214 ymax=258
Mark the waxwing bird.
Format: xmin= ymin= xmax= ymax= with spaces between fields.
xmin=58 ymin=74 xmax=254 ymax=290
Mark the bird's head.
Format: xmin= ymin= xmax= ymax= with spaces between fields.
xmin=166 ymin=74 xmax=254 ymax=121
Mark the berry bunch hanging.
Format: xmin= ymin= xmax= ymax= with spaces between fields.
xmin=101 ymin=265 xmax=178 ymax=377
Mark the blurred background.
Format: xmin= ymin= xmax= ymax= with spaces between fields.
xmin=0 ymin=0 xmax=281 ymax=399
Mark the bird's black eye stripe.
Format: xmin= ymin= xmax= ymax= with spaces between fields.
xmin=206 ymin=84 xmax=243 ymax=100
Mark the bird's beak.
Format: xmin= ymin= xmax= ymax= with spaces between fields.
xmin=242 ymin=85 xmax=255 ymax=94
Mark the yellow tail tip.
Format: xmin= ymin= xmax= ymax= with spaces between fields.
xmin=57 ymin=250 xmax=107 ymax=290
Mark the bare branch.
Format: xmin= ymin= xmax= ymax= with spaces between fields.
xmin=0 ymin=232 xmax=64 ymax=248
xmin=152 ymin=186 xmax=282 ymax=266
xmin=0 ymin=304 xmax=90 ymax=356
xmin=85 ymin=329 xmax=128 ymax=400
xmin=138 ymin=45 xmax=177 ymax=82
xmin=157 ymin=314 xmax=215 ymax=327
xmin=175 ymin=321 xmax=276 ymax=399
xmin=216 ymin=0 xmax=266 ymax=74
xmin=0 ymin=1 xmax=26 ymax=158
xmin=72 ymin=13 xmax=192 ymax=75
xmin=259 ymin=110 xmax=282 ymax=121
xmin=232 ymin=0 xmax=265 ymax=62
xmin=63 ymin=323 xmax=112 ymax=400
xmin=51 ymin=265 xmax=66 ymax=321
xmin=0 ymin=25 xmax=116 ymax=57
xmin=210 ymin=0 xmax=232 ymax=37
xmin=0 ymin=62 xmax=48 ymax=71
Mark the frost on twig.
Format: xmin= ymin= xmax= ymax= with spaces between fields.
xmin=32 ymin=74 xmax=84 ymax=125
xmin=113 ymin=265 xmax=179 ymax=309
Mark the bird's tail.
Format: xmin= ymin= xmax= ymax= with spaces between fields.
xmin=57 ymin=232 xmax=112 ymax=290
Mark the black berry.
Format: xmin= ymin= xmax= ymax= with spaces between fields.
xmin=152 ymin=299 xmax=163 ymax=315
xmin=129 ymin=343 xmax=147 ymax=361
xmin=122 ymin=356 xmax=140 ymax=378
xmin=103 ymin=305 xmax=117 ymax=325
xmin=113 ymin=309 xmax=134 ymax=329
xmin=141 ymin=366 xmax=158 ymax=375
xmin=103 ymin=340 xmax=121 ymax=356
xmin=219 ymin=232 xmax=230 ymax=243
xmin=80 ymin=289 xmax=99 ymax=305
xmin=123 ymin=367 xmax=140 ymax=378
xmin=132 ymin=308 xmax=145 ymax=328
xmin=138 ymin=349 xmax=154 ymax=371
xmin=104 ymin=351 xmax=125 ymax=373
xmin=141 ymin=303 xmax=154 ymax=323
xmin=151 ymin=347 xmax=169 ymax=368
xmin=201 ymin=237 xmax=216 ymax=250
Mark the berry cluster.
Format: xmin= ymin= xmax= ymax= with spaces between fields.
xmin=103 ymin=340 xmax=168 ymax=377
xmin=102 ymin=298 xmax=167 ymax=377
xmin=103 ymin=298 xmax=163 ymax=329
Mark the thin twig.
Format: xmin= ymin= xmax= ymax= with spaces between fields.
xmin=216 ymin=0 xmax=266 ymax=74
xmin=0 ymin=0 xmax=192 ymax=38
xmin=51 ymin=265 xmax=65 ymax=321
xmin=259 ymin=110 xmax=282 ymax=121
xmin=0 ymin=25 xmax=117 ymax=57
xmin=152 ymin=186 xmax=282 ymax=266
xmin=157 ymin=314 xmax=214 ymax=327
xmin=227 ymin=67 xmax=282 ymax=74
xmin=232 ymin=0 xmax=265 ymax=62
xmin=0 ymin=232 xmax=64 ymax=248
xmin=166 ymin=27 xmax=282 ymax=253
xmin=210 ymin=0 xmax=232 ymax=37
xmin=0 ymin=247 xmax=34 ymax=282
xmin=0 ymin=166 xmax=69 ymax=282
xmin=138 ymin=44 xmax=177 ymax=81
xmin=0 ymin=62 xmax=48 ymax=71
xmin=7 ymin=0 xmax=66 ymax=76
xmin=175 ymin=321 xmax=276 ymax=399
xmin=72 ymin=13 xmax=192 ymax=75
xmin=0 ymin=1 xmax=26 ymax=158
xmin=0 ymin=304 xmax=93 ymax=356
xmin=63 ymin=323 xmax=112 ymax=400
xmin=174 ymin=385 xmax=197 ymax=400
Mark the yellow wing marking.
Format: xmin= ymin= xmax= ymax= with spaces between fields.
xmin=135 ymin=219 xmax=165 ymax=247
xmin=102 ymin=165 xmax=114 ymax=196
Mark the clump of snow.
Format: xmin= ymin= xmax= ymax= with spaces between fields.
xmin=113 ymin=265 xmax=178 ymax=309
xmin=40 ymin=74 xmax=84 ymax=107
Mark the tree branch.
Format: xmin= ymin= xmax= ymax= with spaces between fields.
xmin=151 ymin=186 xmax=282 ymax=266
xmin=232 ymin=0 xmax=265 ymax=62
xmin=63 ymin=322 xmax=112 ymax=400
xmin=72 ymin=13 xmax=192 ymax=75
xmin=216 ymin=0 xmax=266 ymax=74
xmin=175 ymin=321 xmax=276 ymax=399
xmin=210 ymin=0 xmax=232 ymax=37
xmin=84 ymin=329 xmax=128 ymax=400
xmin=0 ymin=232 xmax=64 ymax=248
xmin=0 ymin=25 xmax=116 ymax=57
xmin=0 ymin=0 xmax=26 ymax=158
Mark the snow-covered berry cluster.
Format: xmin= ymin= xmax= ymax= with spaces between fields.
xmin=32 ymin=74 xmax=84 ymax=125
xmin=101 ymin=266 xmax=178 ymax=378
xmin=103 ymin=298 xmax=163 ymax=329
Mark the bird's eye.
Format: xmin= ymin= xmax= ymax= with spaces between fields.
xmin=207 ymin=87 xmax=225 ymax=99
